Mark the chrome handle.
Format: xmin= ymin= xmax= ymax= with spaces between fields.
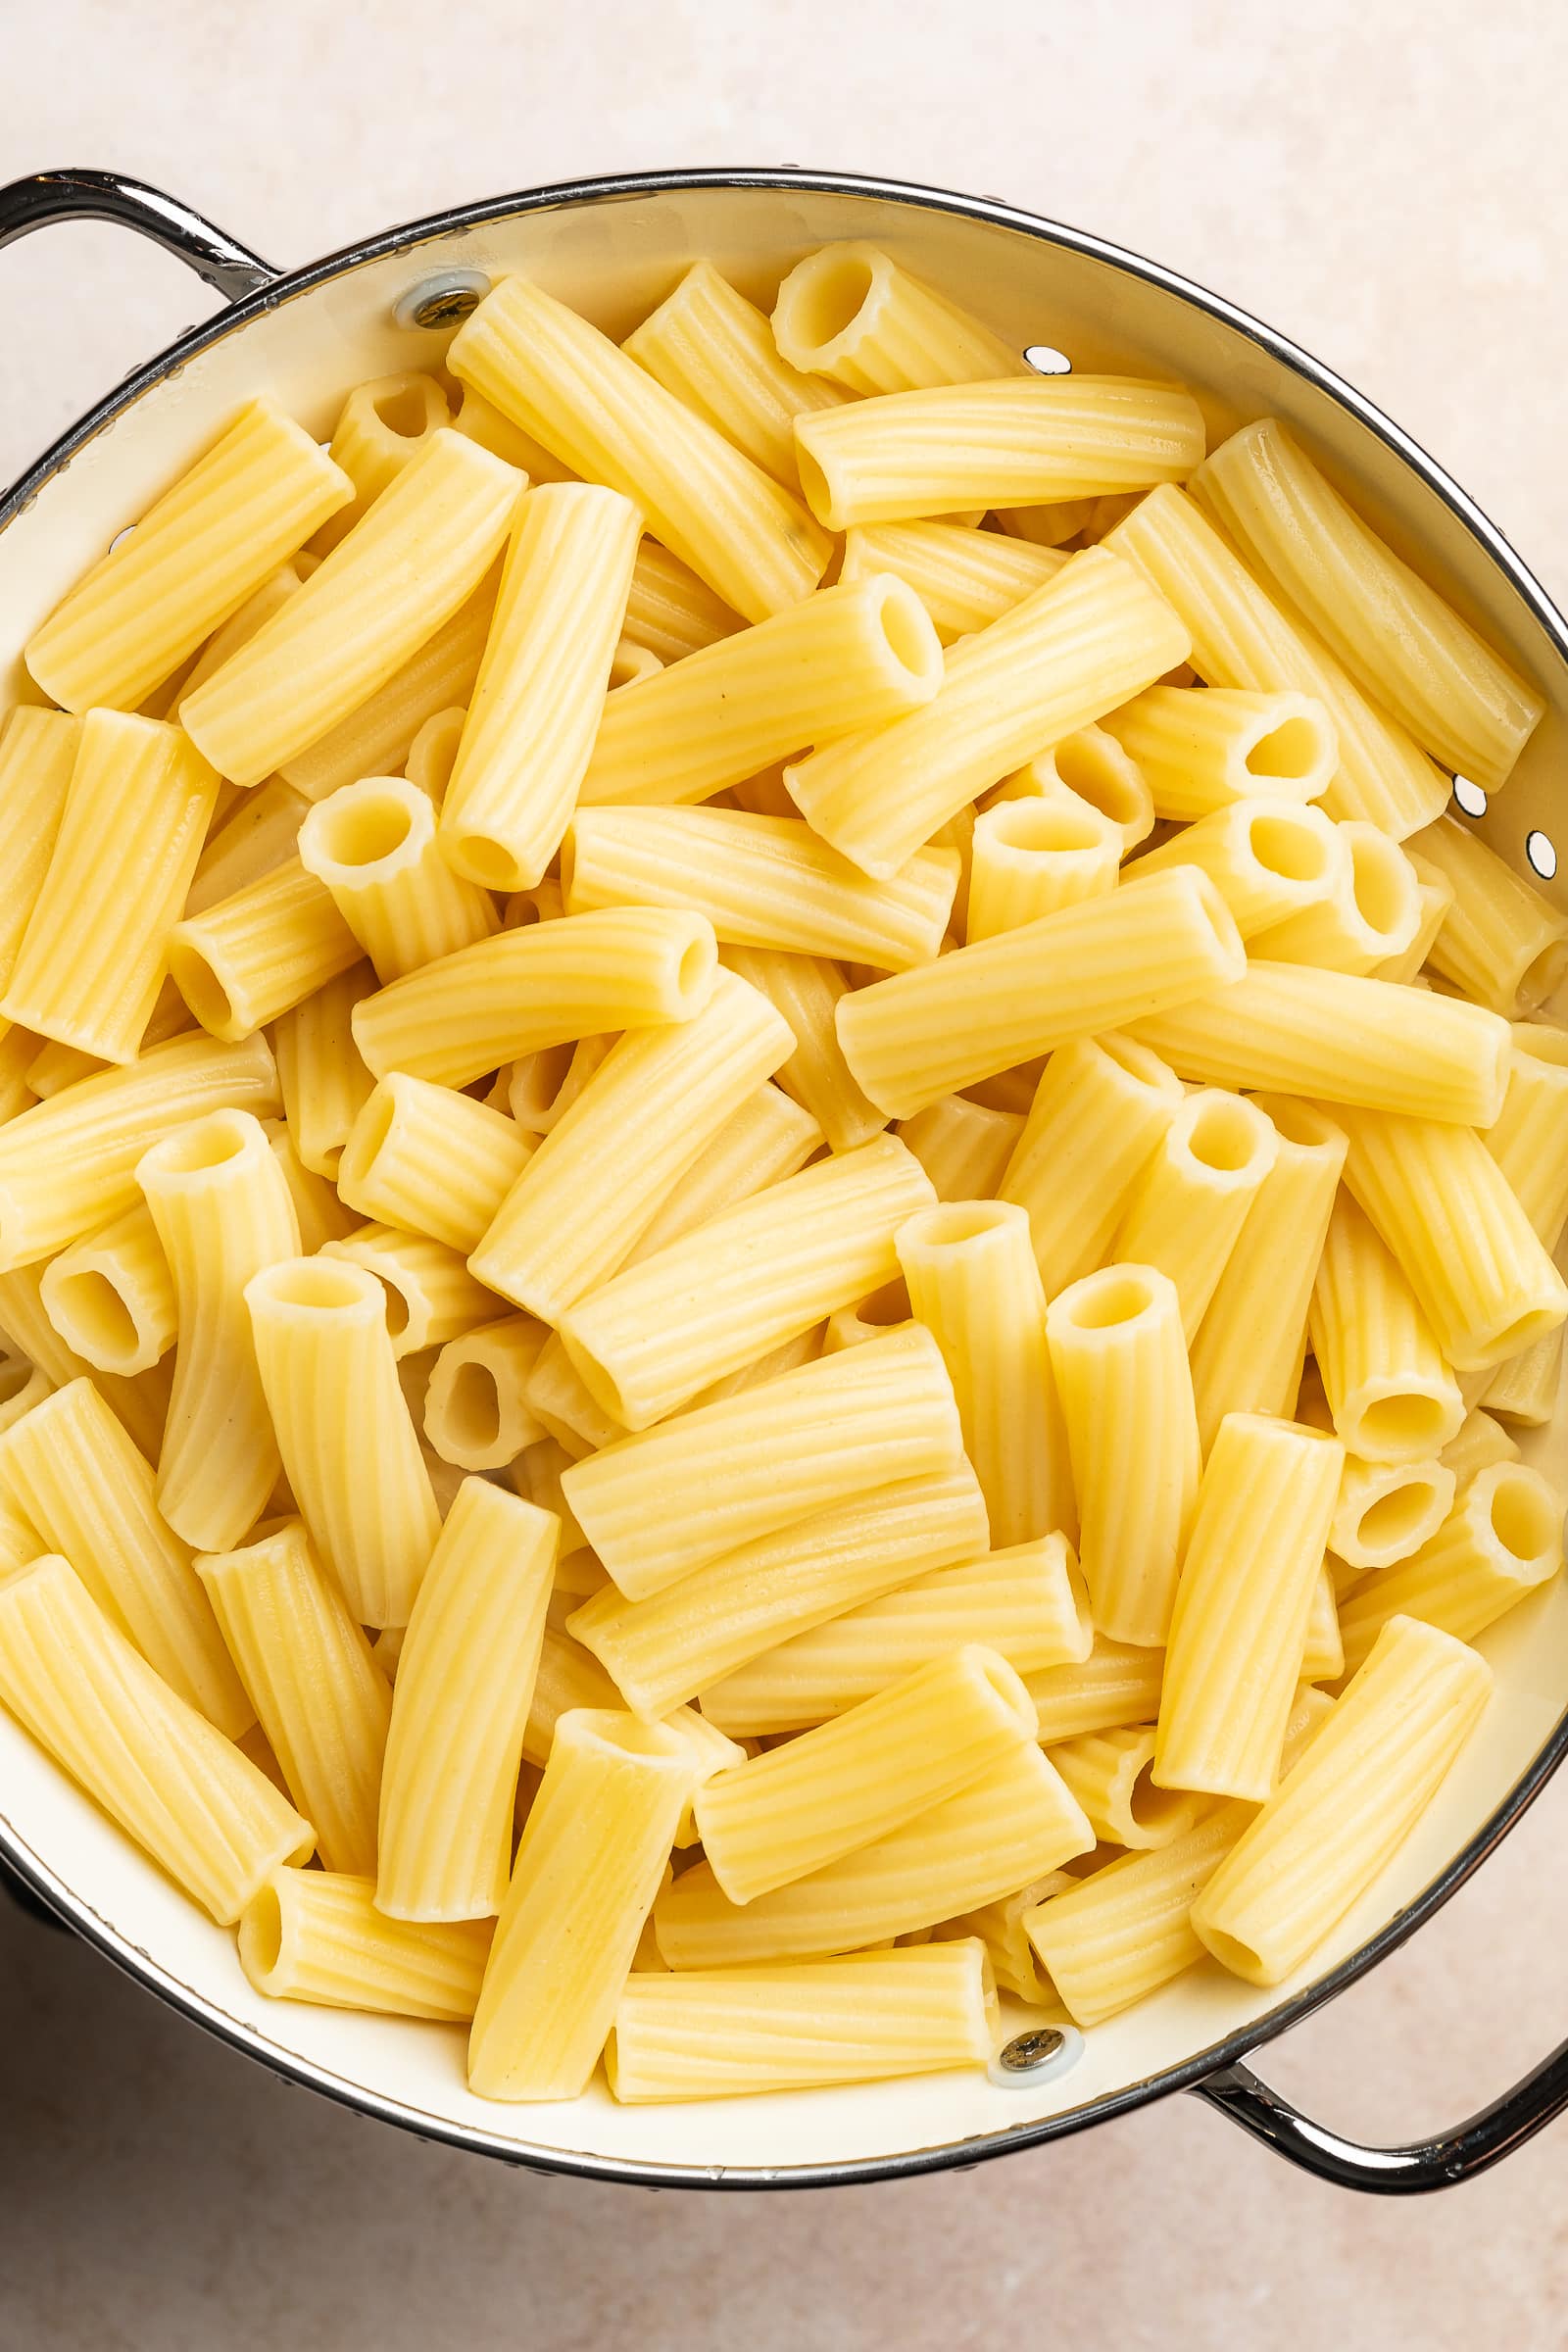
xmin=0 ymin=169 xmax=277 ymax=302
xmin=1192 ymin=2040 xmax=1568 ymax=2192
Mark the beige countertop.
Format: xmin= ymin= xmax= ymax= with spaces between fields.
xmin=3 ymin=3 xmax=1568 ymax=2343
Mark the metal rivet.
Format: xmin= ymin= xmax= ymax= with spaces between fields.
xmin=1452 ymin=775 xmax=1488 ymax=818
xmin=1024 ymin=345 xmax=1072 ymax=375
xmin=988 ymin=2023 xmax=1085 ymax=2087
xmin=393 ymin=270 xmax=492 ymax=332
xmin=1527 ymin=828 xmax=1558 ymax=880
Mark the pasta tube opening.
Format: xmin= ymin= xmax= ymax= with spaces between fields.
xmin=305 ymin=782 xmax=419 ymax=872
xmin=250 ymin=1256 xmax=368 ymax=1315
xmin=1337 ymin=1461 xmax=1454 ymax=1567
xmin=1488 ymin=1462 xmax=1562 ymax=1564
xmin=1181 ymin=1091 xmax=1275 ymax=1177
xmin=1056 ymin=1265 xmax=1163 ymax=1333
xmin=1356 ymin=1392 xmax=1457 ymax=1459
xmin=778 ymin=248 xmax=879 ymax=356
xmin=44 ymin=1270 xmax=140 ymax=1371
xmin=1246 ymin=710 xmax=1334 ymax=784
xmin=237 ymin=1876 xmax=288 ymax=1984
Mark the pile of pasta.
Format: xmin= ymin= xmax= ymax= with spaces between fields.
xmin=0 ymin=236 xmax=1564 ymax=2109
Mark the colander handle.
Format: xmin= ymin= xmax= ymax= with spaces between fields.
xmin=1193 ymin=2039 xmax=1568 ymax=2192
xmin=0 ymin=169 xmax=276 ymax=302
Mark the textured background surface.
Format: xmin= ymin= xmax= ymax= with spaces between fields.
xmin=3 ymin=4 xmax=1568 ymax=2344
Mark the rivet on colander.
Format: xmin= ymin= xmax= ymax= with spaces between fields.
xmin=1452 ymin=775 xmax=1488 ymax=819
xmin=988 ymin=2023 xmax=1085 ymax=2087
xmin=393 ymin=271 xmax=493 ymax=332
xmin=1023 ymin=345 xmax=1072 ymax=375
xmin=1526 ymin=829 xmax=1558 ymax=881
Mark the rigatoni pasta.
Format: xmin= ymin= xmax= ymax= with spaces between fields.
xmin=297 ymin=775 xmax=499 ymax=980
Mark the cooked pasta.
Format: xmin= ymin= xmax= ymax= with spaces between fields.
xmin=718 ymin=943 xmax=887 ymax=1152
xmin=1111 ymin=1090 xmax=1279 ymax=1343
xmin=168 ymin=858 xmax=363 ymax=1044
xmin=998 ymin=1032 xmax=1184 ymax=1294
xmin=771 ymin=243 xmax=1025 ymax=394
xmin=422 ymin=1318 xmax=549 ymax=1471
xmin=298 ymin=775 xmax=499 ymax=980
xmin=1309 ymin=1189 xmax=1464 ymax=1462
xmin=839 ymin=520 xmax=1065 ymax=644
xmin=239 ymin=1869 xmax=492 ymax=2018
xmin=336 ymin=1072 xmax=532 ymax=1253
xmin=1099 ymin=685 xmax=1337 ymax=820
xmin=39 ymin=1202 xmax=176 ymax=1378
xmin=1336 ymin=1462 xmax=1564 ymax=1678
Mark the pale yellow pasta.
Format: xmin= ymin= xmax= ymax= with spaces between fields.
xmin=313 ymin=372 xmax=452 ymax=554
xmin=623 ymin=1083 xmax=822 ymax=1263
xmin=1193 ymin=417 xmax=1544 ymax=793
xmin=0 ymin=1375 xmax=250 ymax=1734
xmin=966 ymin=795 xmax=1121 ymax=939
xmin=839 ymin=865 xmax=1243 ymax=1121
xmin=1128 ymin=963 xmax=1511 ymax=1127
xmin=376 ymin=1478 xmax=557 ymax=1920
xmin=839 ymin=520 xmax=1066 ymax=644
xmin=182 ymin=431 xmax=522 ymax=787
xmin=1099 ymin=685 xmax=1337 ymax=819
xmin=1337 ymin=1462 xmax=1564 ymax=1679
xmin=1331 ymin=1453 xmax=1456 ymax=1572
xmin=1309 ymin=1190 xmax=1464 ymax=1462
xmin=196 ymin=1517 xmax=391 ymax=1875
xmin=1104 ymin=485 xmax=1450 ymax=837
xmin=504 ymin=1033 xmax=612 ymax=1136
xmin=993 ymin=499 xmax=1096 ymax=546
xmin=449 ymin=276 xmax=831 ymax=625
xmin=1 ymin=712 xmax=216 ymax=1063
xmin=402 ymin=704 xmax=466 ymax=802
xmin=1301 ymin=1563 xmax=1345 ymax=1684
xmin=624 ymin=259 xmax=852 ymax=487
xmin=350 ymin=907 xmax=715 ymax=1089
xmin=620 ymin=539 xmax=744 ymax=665
xmin=1189 ymin=1095 xmax=1347 ymax=1450
xmin=451 ymin=381 xmax=576 ymax=482
xmin=39 ymin=1202 xmax=176 ymax=1376
xmin=184 ymin=776 xmax=309 ymax=918
xmin=786 ymin=550 xmax=1192 ymax=879
xmin=1112 ymin=1091 xmax=1280 ymax=1343
xmin=1443 ymin=1407 xmax=1522 ymax=1485
xmin=929 ymin=1874 xmax=1071 ymax=2008
xmin=170 ymin=560 xmax=312 ymax=718
xmin=563 ymin=1321 xmax=964 ymax=1602
xmin=25 ymin=398 xmax=352 ymax=713
xmin=771 ymin=242 xmax=1025 ymax=394
xmin=1251 ymin=821 xmax=1421 ymax=976
xmin=1485 ymin=1327 xmax=1564 ymax=1426
xmin=0 ymin=1349 xmax=50 ymax=1443
xmin=0 ymin=1266 xmax=163 ymax=1460
xmin=998 ymin=727 xmax=1157 ymax=855
xmin=1046 ymin=1263 xmax=1200 ymax=1646
xmin=246 ymin=1255 xmax=440 ymax=1627
xmin=439 ymin=483 xmax=641 ymax=890
xmin=138 ymin=1108 xmax=301 ymax=1550
xmin=793 ymin=378 xmax=1204 ymax=532
xmin=320 ymin=1222 xmax=499 ymax=1359
xmin=653 ymin=1740 xmax=1094 ymax=1968
xmin=518 ymin=1606 xmax=619 ymax=1765
xmin=719 ymin=944 xmax=886 ymax=1153
xmin=999 ymin=1032 xmax=1184 ymax=1294
xmin=1154 ymin=1413 xmax=1344 ymax=1799
xmin=277 ymin=582 xmax=497 ymax=801
xmin=469 ymin=969 xmax=791 ymax=1323
xmin=168 ymin=858 xmax=362 ymax=1043
xmin=239 ymin=1868 xmax=492 ymax=2018
xmin=0 ymin=1553 xmax=311 ymax=1923
xmin=1372 ymin=850 xmax=1455 ymax=985
xmin=467 ymin=1708 xmax=696 ymax=2100
xmin=0 ymin=1024 xmax=40 ymax=1124
xmin=1049 ymin=1727 xmax=1206 ymax=1851
xmin=422 ymin=1318 xmax=549 ymax=1470
xmin=0 ymin=708 xmax=77 ymax=991
xmin=1485 ymin=1024 xmax=1568 ymax=1253
xmin=578 ymin=574 xmax=943 ymax=813
xmin=1335 ymin=1102 xmax=1568 ymax=1370
xmin=1024 ymin=1635 xmax=1168 ymax=1745
xmin=699 ymin=1536 xmax=1091 ymax=1738
xmin=560 ymin=1134 xmax=931 ymax=1429
xmin=524 ymin=1332 xmax=625 ymax=1455
xmin=1131 ymin=796 xmax=1346 ymax=937
xmin=0 ymin=1027 xmax=277 ymax=1272
xmin=608 ymin=1940 xmax=996 ymax=2103
xmin=565 ymin=806 xmax=956 ymax=972
xmin=336 ymin=1072 xmax=532 ymax=1253
xmin=298 ymin=775 xmax=498 ymax=980
xmin=567 ymin=1468 xmax=986 ymax=1722
xmin=271 ymin=960 xmax=376 ymax=1179
xmin=1409 ymin=813 xmax=1568 ymax=1014
xmin=896 ymin=1199 xmax=1071 ymax=1546
xmin=897 ymin=1096 xmax=1022 ymax=1204
xmin=1191 ymin=1616 xmax=1491 ymax=1985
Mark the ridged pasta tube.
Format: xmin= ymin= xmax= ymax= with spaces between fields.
xmin=1099 ymin=685 xmax=1337 ymax=819
xmin=1112 ymin=1090 xmax=1279 ymax=1342
xmin=438 ymin=483 xmax=641 ymax=890
xmin=168 ymin=858 xmax=363 ymax=1043
xmin=313 ymin=373 xmax=452 ymax=554
xmin=839 ymin=520 xmax=1066 ymax=644
xmin=182 ymin=430 xmax=522 ymax=786
xmin=239 ymin=1869 xmax=491 ymax=2018
xmin=999 ymin=1032 xmax=1184 ymax=1294
xmin=196 ymin=1518 xmax=392 ymax=1875
xmin=1046 ymin=1264 xmax=1200 ymax=1646
xmin=1406 ymin=813 xmax=1568 ymax=1014
xmin=24 ymin=398 xmax=352 ymax=713
xmin=1131 ymin=797 xmax=1346 ymax=937
xmin=1 ymin=711 xmax=217 ymax=1063
xmin=39 ymin=1203 xmax=176 ymax=1377
xmin=771 ymin=242 xmax=1025 ymax=393
xmin=138 ymin=1108 xmax=302 ymax=1550
xmin=1485 ymin=1327 xmax=1563 ymax=1426
xmin=0 ymin=708 xmax=77 ymax=993
xmin=298 ymin=776 xmax=498 ymax=980
xmin=276 ymin=583 xmax=497 ymax=802
xmin=898 ymin=1096 xmax=1022 ymax=1203
xmin=1001 ymin=728 xmax=1156 ymax=853
xmin=466 ymin=1708 xmax=696 ymax=2100
xmin=719 ymin=944 xmax=886 ymax=1153
xmin=966 ymin=795 xmax=1121 ymax=938
xmin=1442 ymin=1407 xmax=1522 ymax=1487
xmin=0 ymin=1376 xmax=250 ymax=1736
xmin=1251 ymin=821 xmax=1421 ymax=976
xmin=422 ymin=1318 xmax=549 ymax=1470
xmin=0 ymin=1553 xmax=312 ymax=1922
xmin=624 ymin=1082 xmax=822 ymax=1263
xmin=1331 ymin=1454 xmax=1456 ymax=1572
xmin=336 ymin=1073 xmax=532 ymax=1253
xmin=1485 ymin=1024 xmax=1568 ymax=1250
xmin=448 ymin=276 xmax=831 ymax=625
xmin=350 ymin=907 xmax=715 ymax=1088
xmin=1336 ymin=1463 xmax=1564 ymax=1679
xmin=1048 ymin=1727 xmax=1207 ymax=1850
xmin=375 ymin=1479 xmax=557 ymax=1920
xmin=1373 ymin=850 xmax=1455 ymax=985
xmin=184 ymin=775 xmax=308 ymax=918
xmin=839 ymin=865 xmax=1244 ymax=1120
xmin=785 ymin=549 xmax=1192 ymax=878
xmin=1024 ymin=1635 xmax=1168 ymax=1745
xmin=1190 ymin=1616 xmax=1491 ymax=1985
xmin=246 ymin=1255 xmax=440 ymax=1627
xmin=271 ymin=961 xmax=375 ymax=1180
xmin=1309 ymin=1190 xmax=1464 ymax=1462
xmin=320 ymin=1223 xmax=499 ymax=1358
xmin=0 ymin=1267 xmax=163 ymax=1461
xmin=620 ymin=538 xmax=743 ymax=665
